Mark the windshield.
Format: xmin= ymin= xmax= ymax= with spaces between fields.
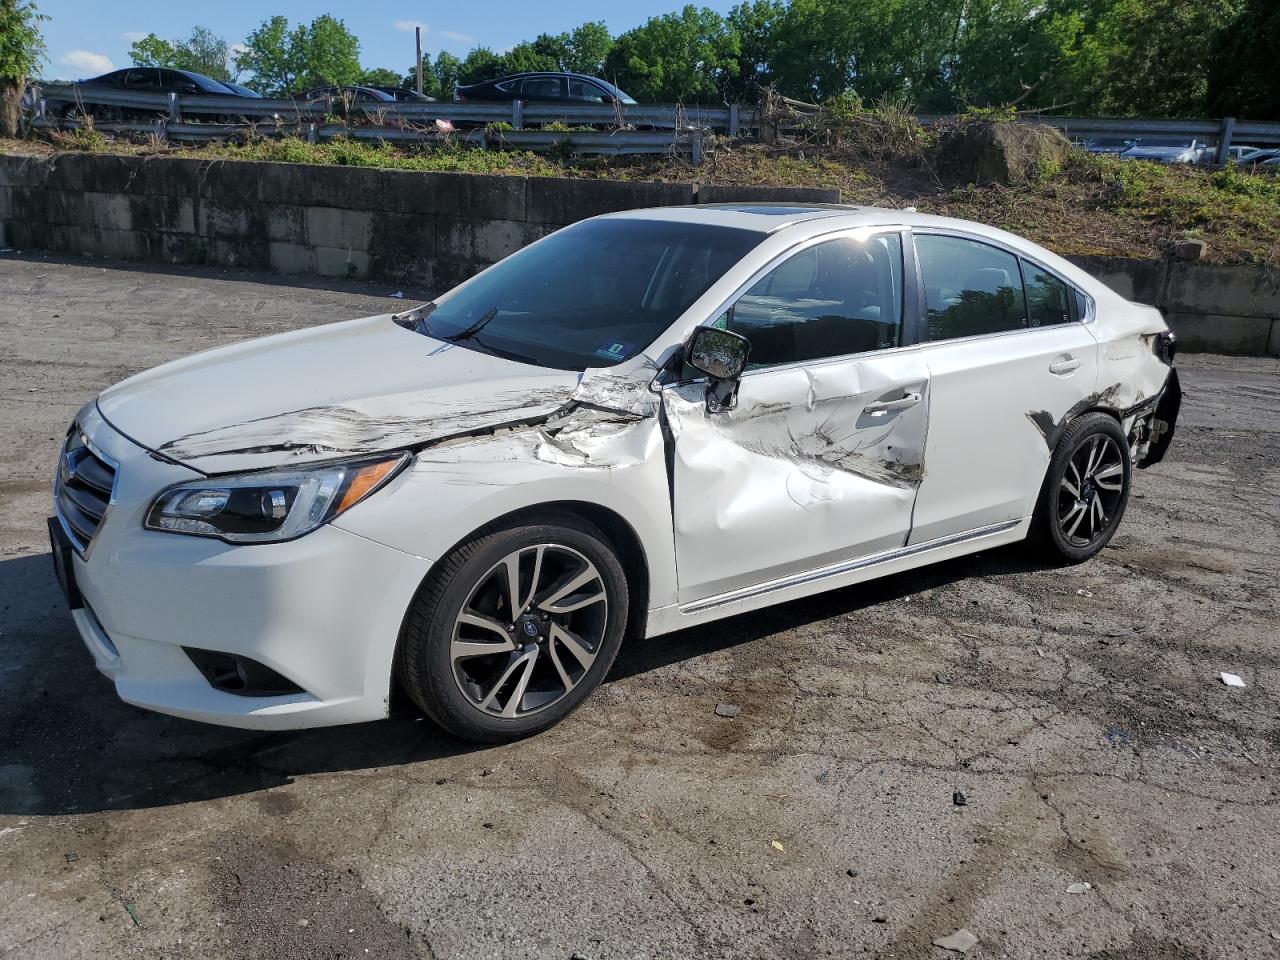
xmin=596 ymin=79 xmax=637 ymax=104
xmin=419 ymin=218 xmax=762 ymax=370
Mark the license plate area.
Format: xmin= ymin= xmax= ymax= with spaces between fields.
xmin=48 ymin=516 xmax=84 ymax=610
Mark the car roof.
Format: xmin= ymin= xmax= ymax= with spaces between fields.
xmin=599 ymin=203 xmax=947 ymax=235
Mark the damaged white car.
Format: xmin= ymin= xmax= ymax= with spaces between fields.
xmin=51 ymin=204 xmax=1180 ymax=742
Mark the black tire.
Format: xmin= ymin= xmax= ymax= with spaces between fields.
xmin=396 ymin=510 xmax=629 ymax=743
xmin=1029 ymin=412 xmax=1132 ymax=564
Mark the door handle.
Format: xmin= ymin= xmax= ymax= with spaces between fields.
xmin=1049 ymin=356 xmax=1081 ymax=375
xmin=864 ymin=391 xmax=921 ymax=415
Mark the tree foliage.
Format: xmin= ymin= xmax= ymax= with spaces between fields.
xmin=603 ymin=5 xmax=740 ymax=102
xmin=0 ymin=0 xmax=45 ymax=81
xmin=0 ymin=0 xmax=45 ymax=137
xmin=129 ymin=26 xmax=232 ymax=81
xmin=234 ymin=14 xmax=361 ymax=95
xmin=223 ymin=1 xmax=1271 ymax=118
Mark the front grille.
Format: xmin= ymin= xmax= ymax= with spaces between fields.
xmin=55 ymin=428 xmax=118 ymax=553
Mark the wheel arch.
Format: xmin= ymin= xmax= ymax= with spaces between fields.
xmin=393 ymin=500 xmax=652 ymax=669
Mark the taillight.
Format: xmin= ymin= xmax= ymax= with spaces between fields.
xmin=1155 ymin=330 xmax=1177 ymax=366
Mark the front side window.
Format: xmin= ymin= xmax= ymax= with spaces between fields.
xmin=917 ymin=234 xmax=1026 ymax=340
xmin=717 ymin=233 xmax=904 ymax=369
xmin=420 ymin=219 xmax=763 ymax=371
xmin=569 ymin=79 xmax=609 ymax=103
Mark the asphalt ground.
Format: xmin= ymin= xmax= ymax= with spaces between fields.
xmin=1 ymin=252 xmax=1278 ymax=960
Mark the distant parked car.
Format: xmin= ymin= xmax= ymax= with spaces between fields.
xmin=294 ymin=85 xmax=397 ymax=104
xmin=1236 ymin=147 xmax=1280 ymax=166
xmin=368 ymin=86 xmax=436 ymax=102
xmin=1120 ymin=139 xmax=1207 ymax=164
xmin=1083 ymin=137 xmax=1134 ymax=155
xmin=51 ymin=67 xmax=245 ymax=119
xmin=219 ymin=81 xmax=263 ymax=99
xmin=456 ymin=72 xmax=637 ymax=105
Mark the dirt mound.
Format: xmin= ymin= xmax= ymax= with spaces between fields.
xmin=936 ymin=120 xmax=1071 ymax=185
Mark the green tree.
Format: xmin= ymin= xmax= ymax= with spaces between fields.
xmin=432 ymin=51 xmax=462 ymax=98
xmin=235 ymin=15 xmax=294 ymax=94
xmin=725 ymin=0 xmax=786 ymax=100
xmin=129 ymin=25 xmax=232 ymax=81
xmin=604 ymin=5 xmax=739 ymax=102
xmin=296 ymin=14 xmax=361 ymax=90
xmin=458 ymin=46 xmax=504 ymax=85
xmin=1207 ymin=0 xmax=1280 ymax=120
xmin=235 ymin=14 xmax=361 ymax=95
xmin=359 ymin=67 xmax=403 ymax=89
xmin=499 ymin=41 xmax=557 ymax=76
xmin=563 ymin=21 xmax=613 ymax=75
xmin=0 ymin=0 xmax=45 ymax=136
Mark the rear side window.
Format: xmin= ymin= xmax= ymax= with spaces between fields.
xmin=1021 ymin=259 xmax=1074 ymax=327
xmin=916 ymin=234 xmax=1025 ymax=340
xmin=718 ymin=232 xmax=905 ymax=369
xmin=520 ymin=77 xmax=562 ymax=99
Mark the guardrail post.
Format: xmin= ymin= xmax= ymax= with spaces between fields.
xmin=168 ymin=92 xmax=180 ymax=124
xmin=154 ymin=118 xmax=166 ymax=143
xmin=729 ymin=103 xmax=739 ymax=137
xmin=690 ymin=130 xmax=703 ymax=165
xmin=512 ymin=99 xmax=523 ymax=131
xmin=1216 ymin=116 xmax=1236 ymax=165
xmin=306 ymin=122 xmax=318 ymax=144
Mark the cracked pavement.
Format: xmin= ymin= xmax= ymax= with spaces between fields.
xmin=1 ymin=254 xmax=1278 ymax=959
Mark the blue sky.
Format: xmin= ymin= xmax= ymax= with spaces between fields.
xmin=40 ymin=0 xmax=738 ymax=81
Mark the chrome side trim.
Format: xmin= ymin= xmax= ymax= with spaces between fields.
xmin=680 ymin=520 xmax=1021 ymax=614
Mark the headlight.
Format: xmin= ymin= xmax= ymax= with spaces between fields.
xmin=145 ymin=452 xmax=409 ymax=543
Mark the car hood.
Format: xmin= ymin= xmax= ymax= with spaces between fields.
xmin=96 ymin=314 xmax=583 ymax=475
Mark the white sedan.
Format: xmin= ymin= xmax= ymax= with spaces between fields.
xmin=50 ymin=204 xmax=1181 ymax=742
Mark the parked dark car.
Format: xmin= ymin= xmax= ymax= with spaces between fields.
xmin=294 ymin=85 xmax=396 ymax=104
xmin=55 ymin=68 xmax=248 ymax=120
xmin=219 ymin=81 xmax=263 ymax=99
xmin=456 ymin=72 xmax=637 ymax=105
xmin=368 ymin=86 xmax=436 ymax=103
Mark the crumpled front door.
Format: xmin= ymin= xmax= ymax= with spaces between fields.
xmin=663 ymin=350 xmax=931 ymax=605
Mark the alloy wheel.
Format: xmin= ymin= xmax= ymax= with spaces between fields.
xmin=450 ymin=544 xmax=608 ymax=720
xmin=1056 ymin=434 xmax=1125 ymax=547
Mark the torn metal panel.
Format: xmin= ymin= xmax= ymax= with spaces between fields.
xmin=94 ymin=313 xmax=581 ymax=474
xmin=662 ymin=351 xmax=929 ymax=605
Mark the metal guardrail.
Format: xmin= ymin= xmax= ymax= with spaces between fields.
xmin=28 ymin=82 xmax=1280 ymax=164
xmin=27 ymin=115 xmax=708 ymax=161
xmin=32 ymin=83 xmax=753 ymax=135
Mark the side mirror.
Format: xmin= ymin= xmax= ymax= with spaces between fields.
xmin=686 ymin=326 xmax=749 ymax=381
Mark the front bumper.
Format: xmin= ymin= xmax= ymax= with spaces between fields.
xmin=56 ymin=404 xmax=433 ymax=730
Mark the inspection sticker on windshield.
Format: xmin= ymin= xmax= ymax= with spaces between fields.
xmin=594 ymin=340 xmax=634 ymax=361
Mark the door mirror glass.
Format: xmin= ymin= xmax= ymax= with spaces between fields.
xmin=687 ymin=326 xmax=750 ymax=381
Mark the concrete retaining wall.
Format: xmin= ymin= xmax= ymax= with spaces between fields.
xmin=1069 ymin=255 xmax=1280 ymax=356
xmin=1 ymin=151 xmax=1276 ymax=356
xmin=0 ymin=152 xmax=837 ymax=293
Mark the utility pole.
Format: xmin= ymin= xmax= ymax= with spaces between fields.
xmin=415 ymin=26 xmax=423 ymax=95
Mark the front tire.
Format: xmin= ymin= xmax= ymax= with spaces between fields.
xmin=396 ymin=511 xmax=629 ymax=743
xmin=1029 ymin=412 xmax=1132 ymax=563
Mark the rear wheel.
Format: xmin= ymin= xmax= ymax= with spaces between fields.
xmin=1029 ymin=412 xmax=1131 ymax=563
xmin=396 ymin=512 xmax=628 ymax=743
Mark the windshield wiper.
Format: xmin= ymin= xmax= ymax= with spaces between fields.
xmin=441 ymin=305 xmax=499 ymax=343
xmin=465 ymin=334 xmax=544 ymax=367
